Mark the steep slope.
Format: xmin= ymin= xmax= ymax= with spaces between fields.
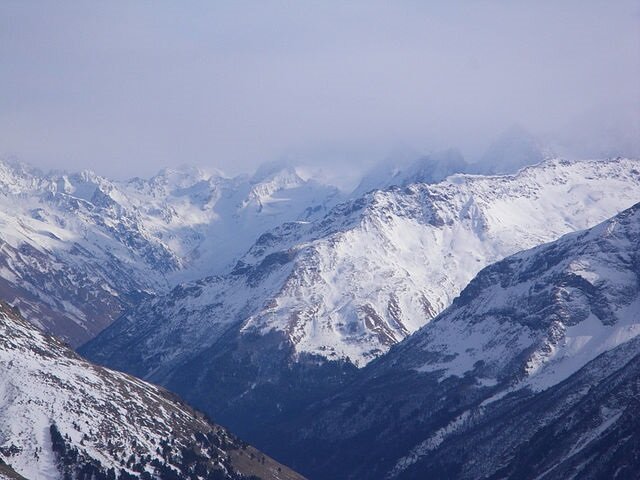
xmin=0 ymin=159 xmax=338 ymax=345
xmin=0 ymin=301 xmax=304 ymax=480
xmin=82 ymin=157 xmax=640 ymax=446
xmin=268 ymin=202 xmax=640 ymax=479
xmin=405 ymin=339 xmax=640 ymax=480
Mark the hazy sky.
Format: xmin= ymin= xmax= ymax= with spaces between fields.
xmin=1 ymin=1 xmax=639 ymax=179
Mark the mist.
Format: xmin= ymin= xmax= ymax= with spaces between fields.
xmin=1 ymin=1 xmax=638 ymax=182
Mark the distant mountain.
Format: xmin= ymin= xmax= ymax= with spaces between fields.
xmin=268 ymin=202 xmax=640 ymax=479
xmin=0 ymin=159 xmax=339 ymax=345
xmin=82 ymin=157 xmax=640 ymax=447
xmin=0 ymin=301 xmax=304 ymax=480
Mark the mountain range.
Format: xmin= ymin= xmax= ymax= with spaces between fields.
xmin=0 ymin=159 xmax=339 ymax=345
xmin=80 ymin=157 xmax=640 ymax=451
xmin=267 ymin=201 xmax=640 ymax=479
xmin=1 ymin=153 xmax=639 ymax=479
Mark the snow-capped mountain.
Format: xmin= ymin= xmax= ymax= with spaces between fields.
xmin=0 ymin=159 xmax=339 ymax=345
xmin=84 ymin=157 xmax=640 ymax=368
xmin=82 ymin=157 xmax=640 ymax=446
xmin=0 ymin=301 xmax=304 ymax=480
xmin=267 ymin=202 xmax=640 ymax=479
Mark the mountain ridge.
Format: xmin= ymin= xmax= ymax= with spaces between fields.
xmin=263 ymin=202 xmax=640 ymax=479
xmin=81 ymin=158 xmax=640 ymax=458
xmin=0 ymin=158 xmax=340 ymax=345
xmin=84 ymin=157 xmax=640 ymax=371
xmin=0 ymin=300 xmax=305 ymax=480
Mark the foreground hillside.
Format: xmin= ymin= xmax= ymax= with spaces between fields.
xmin=269 ymin=203 xmax=640 ymax=479
xmin=0 ymin=302 xmax=304 ymax=480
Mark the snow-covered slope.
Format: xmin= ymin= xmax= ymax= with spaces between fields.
xmin=391 ymin=337 xmax=640 ymax=480
xmin=239 ymin=157 xmax=640 ymax=364
xmin=401 ymin=202 xmax=640 ymax=391
xmin=85 ymin=157 xmax=640 ymax=373
xmin=0 ymin=159 xmax=339 ymax=345
xmin=268 ymin=203 xmax=640 ymax=480
xmin=81 ymin=158 xmax=640 ymax=452
xmin=0 ymin=301 xmax=304 ymax=480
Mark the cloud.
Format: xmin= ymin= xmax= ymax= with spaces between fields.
xmin=1 ymin=1 xmax=638 ymax=179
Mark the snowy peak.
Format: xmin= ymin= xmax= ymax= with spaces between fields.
xmin=244 ymin=165 xmax=318 ymax=212
xmin=153 ymin=165 xmax=214 ymax=187
xmin=47 ymin=170 xmax=111 ymax=201
xmin=237 ymin=157 xmax=640 ymax=365
xmin=0 ymin=301 xmax=304 ymax=480
xmin=128 ymin=165 xmax=226 ymax=204
xmin=83 ymin=157 xmax=640 ymax=381
xmin=0 ymin=158 xmax=340 ymax=344
xmin=0 ymin=159 xmax=44 ymax=194
xmin=250 ymin=161 xmax=300 ymax=183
